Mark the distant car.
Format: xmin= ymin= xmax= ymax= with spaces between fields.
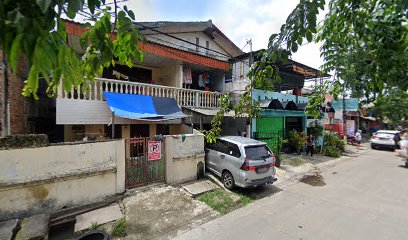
xmin=205 ymin=136 xmax=277 ymax=190
xmin=370 ymin=130 xmax=400 ymax=150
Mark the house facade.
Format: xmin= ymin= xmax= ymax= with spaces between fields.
xmin=224 ymin=51 xmax=328 ymax=150
xmin=0 ymin=20 xmax=245 ymax=142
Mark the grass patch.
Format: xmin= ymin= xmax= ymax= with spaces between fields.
xmin=111 ymin=218 xmax=127 ymax=238
xmin=88 ymin=222 xmax=99 ymax=231
xmin=198 ymin=189 xmax=254 ymax=215
xmin=74 ymin=221 xmax=99 ymax=238
xmin=285 ymin=157 xmax=305 ymax=167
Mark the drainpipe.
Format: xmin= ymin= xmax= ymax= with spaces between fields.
xmin=2 ymin=51 xmax=9 ymax=137
xmin=112 ymin=111 xmax=115 ymax=139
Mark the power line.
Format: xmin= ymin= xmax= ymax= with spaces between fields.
xmin=133 ymin=21 xmax=237 ymax=61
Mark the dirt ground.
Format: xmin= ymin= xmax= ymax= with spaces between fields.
xmin=122 ymin=186 xmax=219 ymax=240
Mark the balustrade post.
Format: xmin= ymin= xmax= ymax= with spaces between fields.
xmin=57 ymin=80 xmax=64 ymax=99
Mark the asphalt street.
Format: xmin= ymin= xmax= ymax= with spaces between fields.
xmin=173 ymin=148 xmax=408 ymax=240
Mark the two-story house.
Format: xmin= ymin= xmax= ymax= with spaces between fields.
xmin=57 ymin=20 xmax=244 ymax=141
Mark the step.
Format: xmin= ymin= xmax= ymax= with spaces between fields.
xmin=0 ymin=219 xmax=19 ymax=240
xmin=15 ymin=214 xmax=49 ymax=240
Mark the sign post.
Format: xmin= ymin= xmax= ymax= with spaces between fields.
xmin=148 ymin=141 xmax=161 ymax=161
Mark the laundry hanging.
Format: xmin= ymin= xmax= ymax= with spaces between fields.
xmin=183 ymin=67 xmax=192 ymax=84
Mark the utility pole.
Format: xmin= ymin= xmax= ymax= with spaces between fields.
xmin=1 ymin=51 xmax=9 ymax=137
xmin=247 ymin=39 xmax=253 ymax=138
xmin=342 ymin=81 xmax=347 ymax=142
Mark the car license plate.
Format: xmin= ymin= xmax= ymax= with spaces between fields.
xmin=257 ymin=167 xmax=268 ymax=173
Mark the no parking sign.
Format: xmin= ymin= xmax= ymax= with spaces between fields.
xmin=148 ymin=141 xmax=161 ymax=161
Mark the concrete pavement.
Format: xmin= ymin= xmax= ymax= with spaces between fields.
xmin=172 ymin=148 xmax=408 ymax=240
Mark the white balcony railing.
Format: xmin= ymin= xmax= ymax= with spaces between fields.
xmin=57 ymin=78 xmax=221 ymax=108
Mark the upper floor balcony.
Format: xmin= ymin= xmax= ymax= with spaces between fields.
xmin=57 ymin=78 xmax=222 ymax=109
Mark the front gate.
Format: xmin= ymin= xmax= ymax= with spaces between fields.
xmin=125 ymin=137 xmax=165 ymax=189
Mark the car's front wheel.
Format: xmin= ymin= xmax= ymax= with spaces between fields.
xmin=371 ymin=144 xmax=376 ymax=149
xmin=222 ymin=171 xmax=235 ymax=190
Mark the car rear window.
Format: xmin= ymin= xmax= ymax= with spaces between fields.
xmin=376 ymin=133 xmax=395 ymax=138
xmin=244 ymin=145 xmax=272 ymax=160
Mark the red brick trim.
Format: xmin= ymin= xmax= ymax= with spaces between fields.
xmin=65 ymin=21 xmax=230 ymax=71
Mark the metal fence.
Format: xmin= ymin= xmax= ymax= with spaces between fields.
xmin=253 ymin=131 xmax=284 ymax=153
xmin=125 ymin=137 xmax=165 ymax=189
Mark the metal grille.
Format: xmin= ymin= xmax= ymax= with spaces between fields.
xmin=253 ymin=131 xmax=284 ymax=153
xmin=126 ymin=137 xmax=165 ymax=189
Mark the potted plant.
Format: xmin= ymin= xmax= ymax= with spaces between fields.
xmin=287 ymin=130 xmax=307 ymax=154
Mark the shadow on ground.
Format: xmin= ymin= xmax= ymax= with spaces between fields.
xmin=232 ymin=184 xmax=282 ymax=200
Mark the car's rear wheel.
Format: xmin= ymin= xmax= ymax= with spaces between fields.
xmin=371 ymin=144 xmax=376 ymax=149
xmin=222 ymin=171 xmax=235 ymax=190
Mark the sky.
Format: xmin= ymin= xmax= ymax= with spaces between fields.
xmin=122 ymin=0 xmax=328 ymax=70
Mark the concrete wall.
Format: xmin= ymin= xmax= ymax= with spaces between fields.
xmin=252 ymin=89 xmax=308 ymax=103
xmin=164 ymin=133 xmax=205 ymax=184
xmin=159 ymin=63 xmax=183 ymax=88
xmin=0 ymin=140 xmax=125 ymax=221
xmin=169 ymin=124 xmax=193 ymax=135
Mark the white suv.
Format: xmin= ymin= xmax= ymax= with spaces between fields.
xmin=370 ymin=130 xmax=400 ymax=150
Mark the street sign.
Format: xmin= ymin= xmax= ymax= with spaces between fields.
xmin=148 ymin=141 xmax=161 ymax=161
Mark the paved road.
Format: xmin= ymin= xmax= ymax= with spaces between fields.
xmin=173 ymin=148 xmax=408 ymax=240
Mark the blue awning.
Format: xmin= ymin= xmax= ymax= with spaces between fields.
xmin=104 ymin=92 xmax=188 ymax=121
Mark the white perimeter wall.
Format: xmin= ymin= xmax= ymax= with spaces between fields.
xmin=0 ymin=140 xmax=125 ymax=221
xmin=164 ymin=133 xmax=205 ymax=184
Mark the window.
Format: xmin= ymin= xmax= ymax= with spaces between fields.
xmin=244 ymin=145 xmax=272 ymax=160
xmin=207 ymin=139 xmax=228 ymax=154
xmin=196 ymin=37 xmax=199 ymax=52
xmin=206 ymin=41 xmax=209 ymax=54
xmin=226 ymin=143 xmax=241 ymax=158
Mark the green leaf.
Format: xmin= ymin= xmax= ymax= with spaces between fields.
xmin=127 ymin=10 xmax=136 ymax=21
xmin=36 ymin=0 xmax=52 ymax=14
xmin=291 ymin=42 xmax=298 ymax=52
xmin=297 ymin=35 xmax=303 ymax=45
xmin=306 ymin=31 xmax=313 ymax=42
xmin=87 ymin=0 xmax=101 ymax=14
xmin=9 ymin=34 xmax=23 ymax=73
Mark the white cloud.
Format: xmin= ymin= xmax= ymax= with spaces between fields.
xmin=211 ymin=0 xmax=327 ymax=69
xmin=119 ymin=0 xmax=158 ymax=21
xmin=123 ymin=0 xmax=327 ymax=69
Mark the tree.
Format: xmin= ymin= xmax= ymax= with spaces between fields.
xmin=372 ymin=89 xmax=408 ymax=128
xmin=318 ymin=0 xmax=408 ymax=100
xmin=206 ymin=0 xmax=407 ymax=142
xmin=1 ymin=0 xmax=143 ymax=136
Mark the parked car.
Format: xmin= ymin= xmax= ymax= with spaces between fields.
xmin=205 ymin=136 xmax=277 ymax=190
xmin=370 ymin=130 xmax=400 ymax=150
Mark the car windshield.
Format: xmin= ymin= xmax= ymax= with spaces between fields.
xmin=244 ymin=145 xmax=272 ymax=160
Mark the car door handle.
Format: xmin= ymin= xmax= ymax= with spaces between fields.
xmin=220 ymin=155 xmax=225 ymax=159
